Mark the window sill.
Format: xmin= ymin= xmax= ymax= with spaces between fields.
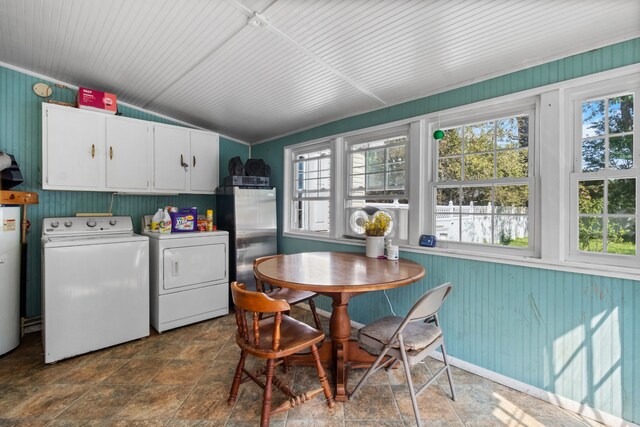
xmin=282 ymin=232 xmax=640 ymax=281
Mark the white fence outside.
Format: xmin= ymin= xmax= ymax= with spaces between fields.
xmin=436 ymin=201 xmax=528 ymax=244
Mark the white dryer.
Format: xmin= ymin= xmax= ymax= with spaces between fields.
xmin=143 ymin=230 xmax=229 ymax=332
xmin=41 ymin=216 xmax=149 ymax=363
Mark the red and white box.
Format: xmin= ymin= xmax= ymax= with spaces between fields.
xmin=77 ymin=87 xmax=117 ymax=114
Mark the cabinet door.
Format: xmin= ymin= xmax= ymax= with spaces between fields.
xmin=44 ymin=105 xmax=104 ymax=189
xmin=189 ymin=131 xmax=219 ymax=193
xmin=105 ymin=118 xmax=150 ymax=191
xmin=153 ymin=125 xmax=189 ymax=192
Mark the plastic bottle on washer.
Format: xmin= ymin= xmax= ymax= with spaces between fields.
xmin=151 ymin=208 xmax=163 ymax=231
xmin=160 ymin=207 xmax=172 ymax=233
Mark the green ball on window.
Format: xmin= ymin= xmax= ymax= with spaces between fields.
xmin=433 ymin=129 xmax=445 ymax=140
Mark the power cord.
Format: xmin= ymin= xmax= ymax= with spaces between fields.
xmin=383 ymin=289 xmax=397 ymax=316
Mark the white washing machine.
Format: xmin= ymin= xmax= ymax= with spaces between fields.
xmin=42 ymin=216 xmax=149 ymax=364
xmin=143 ymin=229 xmax=229 ymax=333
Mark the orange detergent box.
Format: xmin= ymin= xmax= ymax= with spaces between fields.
xmin=77 ymin=87 xmax=117 ymax=114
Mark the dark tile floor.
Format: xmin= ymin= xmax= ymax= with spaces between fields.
xmin=0 ymin=307 xmax=602 ymax=426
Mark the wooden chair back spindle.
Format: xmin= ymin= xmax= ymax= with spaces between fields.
xmin=228 ymin=281 xmax=334 ymax=426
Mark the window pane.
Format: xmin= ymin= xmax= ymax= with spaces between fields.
xmin=461 ymin=214 xmax=492 ymax=244
xmin=495 ymin=215 xmax=528 ymax=247
xmin=438 ymin=128 xmax=462 ymax=156
xmin=608 ymin=94 xmax=634 ymax=134
xmin=497 ymin=148 xmax=528 ymax=178
xmin=607 ymin=217 xmax=636 ymax=255
xmin=608 ymin=178 xmax=635 ymax=214
xmin=350 ymin=174 xmax=365 ymax=191
xmin=495 ymin=185 xmax=528 ymax=213
xmin=464 ymin=122 xmax=494 ymax=153
xmin=351 ymin=152 xmax=365 ymax=175
xmin=386 ymin=171 xmax=405 ymax=189
xmin=582 ymin=100 xmax=604 ymax=137
xmin=318 ymin=178 xmax=331 ymax=191
xmin=462 ymin=186 xmax=491 ymax=207
xmin=582 ymin=138 xmax=605 ymax=172
xmin=579 ymin=180 xmax=604 ymax=214
xmin=464 ymin=153 xmax=494 ymax=180
xmin=366 ymin=173 xmax=385 ymax=190
xmin=497 ymin=116 xmax=528 ymax=149
xmin=388 ymin=145 xmax=406 ymax=164
xmin=579 ymin=217 xmax=603 ymax=252
xmin=319 ymin=157 xmax=331 ymax=170
xmin=436 ymin=187 xmax=460 ymax=206
xmin=366 ymin=149 xmax=385 ymax=173
xmin=438 ymin=157 xmax=462 ymax=181
xmin=293 ymin=200 xmax=330 ymax=232
xmin=609 ymin=135 xmax=633 ymax=169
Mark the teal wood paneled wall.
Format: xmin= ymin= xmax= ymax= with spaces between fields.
xmin=0 ymin=65 xmax=249 ymax=317
xmin=252 ymin=38 xmax=640 ymax=423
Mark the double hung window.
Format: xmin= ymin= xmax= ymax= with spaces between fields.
xmin=289 ymin=142 xmax=332 ymax=234
xmin=432 ymin=107 xmax=535 ymax=253
xmin=345 ymin=126 xmax=409 ymax=241
xmin=570 ymin=85 xmax=638 ymax=266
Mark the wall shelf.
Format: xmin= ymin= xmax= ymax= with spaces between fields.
xmin=0 ymin=190 xmax=39 ymax=205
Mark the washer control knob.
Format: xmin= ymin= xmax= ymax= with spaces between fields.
xmin=87 ymin=219 xmax=97 ymax=228
xmin=51 ymin=221 xmax=59 ymax=228
xmin=64 ymin=220 xmax=73 ymax=227
xmin=109 ymin=219 xmax=117 ymax=226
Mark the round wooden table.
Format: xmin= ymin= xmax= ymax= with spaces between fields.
xmin=254 ymin=251 xmax=426 ymax=401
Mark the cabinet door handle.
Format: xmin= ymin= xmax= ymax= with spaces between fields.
xmin=91 ymin=144 xmax=95 ymax=159
xmin=192 ymin=155 xmax=196 ymax=167
xmin=180 ymin=154 xmax=188 ymax=168
xmin=109 ymin=146 xmax=113 ymax=160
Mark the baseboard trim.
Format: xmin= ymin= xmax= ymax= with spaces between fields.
xmin=305 ymin=303 xmax=637 ymax=427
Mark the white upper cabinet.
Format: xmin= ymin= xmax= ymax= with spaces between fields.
xmin=152 ymin=125 xmax=190 ymax=193
xmin=189 ymin=130 xmax=219 ymax=194
xmin=43 ymin=104 xmax=104 ymax=190
xmin=42 ymin=104 xmax=219 ymax=194
xmin=105 ymin=116 xmax=150 ymax=191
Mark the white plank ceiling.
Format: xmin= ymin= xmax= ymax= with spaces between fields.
xmin=0 ymin=0 xmax=638 ymax=143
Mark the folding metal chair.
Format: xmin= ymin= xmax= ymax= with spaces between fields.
xmin=349 ymin=282 xmax=456 ymax=427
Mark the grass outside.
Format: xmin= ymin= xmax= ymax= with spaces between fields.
xmin=580 ymin=239 xmax=636 ymax=255
xmin=504 ymin=237 xmax=635 ymax=254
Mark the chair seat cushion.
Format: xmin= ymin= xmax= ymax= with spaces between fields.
xmin=358 ymin=316 xmax=441 ymax=354
xmin=265 ymin=288 xmax=317 ymax=305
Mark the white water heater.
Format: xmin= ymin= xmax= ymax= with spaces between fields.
xmin=0 ymin=206 xmax=20 ymax=355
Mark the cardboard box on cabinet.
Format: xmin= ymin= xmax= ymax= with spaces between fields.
xmin=77 ymin=87 xmax=117 ymax=114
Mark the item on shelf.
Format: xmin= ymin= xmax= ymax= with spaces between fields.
xmin=0 ymin=153 xmax=23 ymax=190
xmin=159 ymin=208 xmax=172 ymax=233
xmin=77 ymin=87 xmax=117 ymax=114
xmin=206 ymin=209 xmax=214 ymax=231
xmin=151 ymin=208 xmax=163 ymax=231
xmin=170 ymin=207 xmax=197 ymax=232
xmin=227 ymin=156 xmax=245 ymax=177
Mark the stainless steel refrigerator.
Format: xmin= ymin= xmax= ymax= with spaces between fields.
xmin=216 ymin=186 xmax=277 ymax=292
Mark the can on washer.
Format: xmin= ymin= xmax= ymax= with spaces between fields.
xmin=206 ymin=209 xmax=214 ymax=231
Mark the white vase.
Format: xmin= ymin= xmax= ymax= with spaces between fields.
xmin=365 ymin=236 xmax=385 ymax=258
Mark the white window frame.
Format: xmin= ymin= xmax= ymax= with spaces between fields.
xmin=565 ymin=76 xmax=640 ymax=268
xmin=283 ymin=139 xmax=334 ymax=237
xmin=343 ymin=125 xmax=410 ymax=243
xmin=425 ymin=98 xmax=540 ymax=257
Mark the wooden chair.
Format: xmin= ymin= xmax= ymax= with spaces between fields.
xmin=227 ymin=282 xmax=334 ymax=427
xmin=349 ymin=282 xmax=456 ymax=427
xmin=254 ymin=255 xmax=323 ymax=332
